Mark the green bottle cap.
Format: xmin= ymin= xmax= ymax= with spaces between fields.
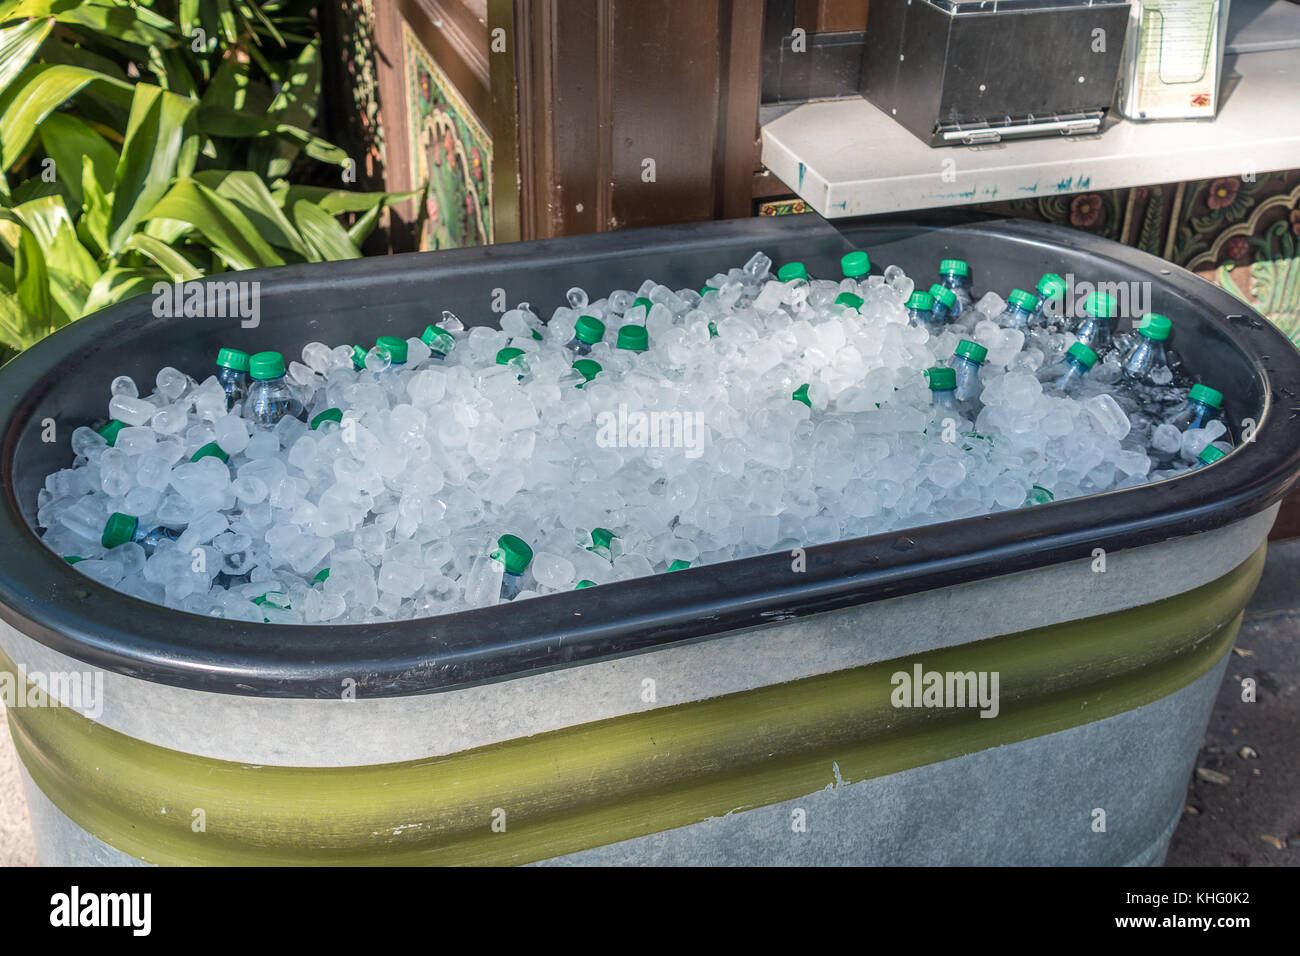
xmin=1066 ymin=342 xmax=1099 ymax=368
xmin=63 ymin=555 xmax=85 ymax=564
xmin=616 ymin=325 xmax=649 ymax=352
xmin=667 ymin=559 xmax=691 ymax=572
xmin=492 ymin=534 xmax=533 ymax=574
xmin=906 ymin=291 xmax=935 ymax=312
xmin=590 ymin=528 xmax=617 ymax=551
xmin=248 ymin=351 xmax=286 ymax=380
xmin=102 ymin=512 xmax=139 ymax=549
xmin=573 ymin=359 xmax=602 ymax=385
xmin=1083 ymin=291 xmax=1117 ymax=319
xmin=1189 ymin=384 xmax=1223 ymax=408
xmin=929 ymin=284 xmax=957 ymax=309
xmin=707 ymin=321 xmax=718 ymax=338
xmin=190 ymin=442 xmax=229 ymax=463
xmin=216 ymin=348 xmax=250 ymax=371
xmin=350 ymin=345 xmax=368 ymax=370
xmin=954 ymin=339 xmax=987 ymax=363
xmin=575 ymin=580 xmax=597 ymax=589
xmin=574 ymin=315 xmax=606 ymax=345
xmin=421 ymin=325 xmax=456 ymax=353
xmin=1198 ymin=444 xmax=1227 ymax=465
xmin=835 ymin=292 xmax=864 ymax=310
xmin=376 ymin=335 xmax=408 ymax=363
xmin=1007 ymin=289 xmax=1039 ymax=312
xmin=1027 ymin=485 xmax=1055 ymax=505
xmin=496 ymin=346 xmax=527 ymax=366
xmin=841 ymin=251 xmax=871 ymax=277
xmin=1037 ymin=273 xmax=1067 ymax=298
xmin=632 ymin=296 xmax=654 ymax=314
xmin=313 ymin=568 xmax=330 ymax=584
xmin=926 ymin=366 xmax=957 ymax=390
xmin=252 ymin=592 xmax=289 ymax=609
xmin=311 ymin=407 xmax=343 ymax=429
xmin=1136 ymin=313 xmax=1171 ymax=341
xmin=532 ymin=329 xmax=543 ymax=341
xmin=96 ymin=420 xmax=126 ymax=447
xmin=777 ymin=262 xmax=808 ymax=282
xmin=700 ymin=284 xmax=717 ymax=296
xmin=939 ymin=259 xmax=969 ymax=277
xmin=792 ymin=383 xmax=812 ymax=407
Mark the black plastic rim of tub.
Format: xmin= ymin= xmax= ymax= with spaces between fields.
xmin=1 ymin=214 xmax=1298 ymax=699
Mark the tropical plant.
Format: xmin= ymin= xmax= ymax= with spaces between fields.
xmin=0 ymin=0 xmax=415 ymax=358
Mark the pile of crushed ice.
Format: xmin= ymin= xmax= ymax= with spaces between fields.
xmin=35 ymin=250 xmax=1234 ymax=624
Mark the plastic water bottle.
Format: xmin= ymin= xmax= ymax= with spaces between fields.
xmin=997 ymin=289 xmax=1040 ymax=332
xmin=841 ymin=250 xmax=870 ymax=280
xmin=93 ymin=419 xmax=126 ymax=447
xmin=311 ymin=408 xmax=343 ymax=430
xmin=492 ymin=534 xmax=533 ymax=600
xmin=349 ymin=345 xmax=367 ymax=371
xmin=1168 ymin=384 xmax=1224 ymax=432
xmin=835 ymin=291 xmax=864 ymax=312
xmin=926 ymin=366 xmax=958 ymax=411
xmin=1032 ymin=273 xmax=1068 ymax=326
xmin=588 ymin=527 xmax=620 ymax=561
xmin=421 ymin=324 xmax=456 ymax=361
xmin=245 ymin=351 xmax=304 ymax=428
xmin=777 ymin=262 xmax=809 ymax=282
xmin=938 ymin=259 xmax=974 ymax=315
xmin=928 ymin=284 xmax=958 ymax=324
xmin=1045 ymin=342 xmax=1098 ymax=393
xmin=1073 ymin=292 xmax=1117 ymax=351
xmin=1121 ymin=313 xmax=1172 ymax=381
xmin=567 ymin=315 xmax=606 ymax=355
xmin=906 ymin=291 xmax=939 ymax=330
xmin=215 ymin=348 xmax=250 ymax=409
xmin=102 ymin=512 xmax=180 ymax=555
xmin=375 ymin=336 xmax=407 ymax=369
xmin=573 ymin=359 xmax=602 ymax=388
xmin=616 ymin=325 xmax=649 ymax=352
xmin=496 ymin=347 xmax=529 ymax=378
xmin=950 ymin=339 xmax=987 ymax=408
xmin=1196 ymin=444 xmax=1228 ymax=468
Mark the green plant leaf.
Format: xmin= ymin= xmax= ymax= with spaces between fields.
xmin=143 ymin=178 xmax=283 ymax=271
xmin=108 ymin=83 xmax=197 ymax=255
xmin=275 ymin=185 xmax=422 ymax=215
xmin=0 ymin=17 xmax=52 ymax=99
xmin=36 ymin=112 xmax=118 ymax=206
xmin=249 ymin=37 xmax=319 ymax=179
xmin=10 ymin=0 xmax=178 ymax=47
xmin=123 ymin=232 xmax=201 ymax=281
xmin=14 ymin=193 xmax=100 ymax=287
xmin=14 ymin=224 xmax=51 ymax=332
xmin=81 ymin=265 xmax=165 ymax=316
xmin=292 ymin=200 xmax=360 ymax=261
xmin=77 ymin=153 xmax=111 ymax=257
xmin=347 ymin=202 xmax=382 ymax=247
xmin=0 ymin=63 xmax=132 ymax=170
xmin=194 ymin=168 xmax=313 ymax=259
xmin=213 ymin=0 xmax=239 ymax=44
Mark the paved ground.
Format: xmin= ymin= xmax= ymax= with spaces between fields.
xmin=1 ymin=540 xmax=1296 ymax=867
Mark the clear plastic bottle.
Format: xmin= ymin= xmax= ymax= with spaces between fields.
xmin=572 ymin=359 xmax=602 ymax=388
xmin=928 ymin=283 xmax=958 ymax=325
xmin=926 ymin=366 xmax=959 ymax=412
xmin=1041 ymin=342 xmax=1098 ymax=393
xmin=102 ymin=512 xmax=180 ymax=555
xmin=996 ymin=289 xmax=1040 ymax=332
xmin=777 ymin=262 xmax=809 ymax=283
xmin=421 ymin=324 xmax=456 ymax=361
xmin=375 ymin=336 xmax=408 ymax=369
xmin=245 ymin=351 xmax=304 ymax=428
xmin=906 ymin=291 xmax=938 ymax=330
xmin=949 ymin=339 xmax=987 ymax=409
xmin=938 ymin=259 xmax=974 ymax=315
xmin=1032 ymin=273 xmax=1068 ymax=327
xmin=1168 ymin=384 xmax=1225 ymax=432
xmin=841 ymin=250 xmax=871 ymax=281
xmin=567 ymin=315 xmax=606 ymax=355
xmin=492 ymin=534 xmax=534 ymax=600
xmin=215 ymin=348 xmax=250 ymax=409
xmin=1072 ymin=292 xmax=1118 ymax=352
xmin=1120 ymin=313 xmax=1172 ymax=381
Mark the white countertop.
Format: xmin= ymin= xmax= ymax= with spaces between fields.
xmin=760 ymin=49 xmax=1300 ymax=219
